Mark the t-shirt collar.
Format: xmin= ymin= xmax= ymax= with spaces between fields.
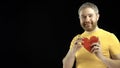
xmin=85 ymin=26 xmax=99 ymax=33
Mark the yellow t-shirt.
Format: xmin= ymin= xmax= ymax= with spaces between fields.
xmin=70 ymin=28 xmax=120 ymax=68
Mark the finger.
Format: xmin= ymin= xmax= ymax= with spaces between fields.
xmin=91 ymin=46 xmax=99 ymax=53
xmin=74 ymin=42 xmax=82 ymax=48
xmin=77 ymin=38 xmax=82 ymax=41
xmin=75 ymin=38 xmax=82 ymax=45
xmin=76 ymin=45 xmax=82 ymax=50
xmin=73 ymin=44 xmax=82 ymax=52
xmin=77 ymin=38 xmax=83 ymax=42
xmin=75 ymin=42 xmax=78 ymax=45
xmin=91 ymin=43 xmax=100 ymax=48
xmin=91 ymin=44 xmax=99 ymax=49
xmin=92 ymin=49 xmax=99 ymax=53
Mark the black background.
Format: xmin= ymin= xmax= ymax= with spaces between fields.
xmin=0 ymin=0 xmax=120 ymax=68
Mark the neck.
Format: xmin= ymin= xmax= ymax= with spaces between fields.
xmin=85 ymin=26 xmax=99 ymax=33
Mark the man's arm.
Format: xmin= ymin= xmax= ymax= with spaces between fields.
xmin=62 ymin=48 xmax=76 ymax=68
xmin=97 ymin=54 xmax=120 ymax=68
xmin=91 ymin=43 xmax=120 ymax=68
xmin=62 ymin=38 xmax=82 ymax=68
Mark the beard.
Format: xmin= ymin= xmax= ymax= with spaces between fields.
xmin=81 ymin=21 xmax=97 ymax=32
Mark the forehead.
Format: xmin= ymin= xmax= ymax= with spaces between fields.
xmin=79 ymin=8 xmax=96 ymax=16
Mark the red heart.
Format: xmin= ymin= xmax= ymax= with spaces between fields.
xmin=82 ymin=38 xmax=91 ymax=52
xmin=82 ymin=36 xmax=98 ymax=52
xmin=90 ymin=36 xmax=99 ymax=44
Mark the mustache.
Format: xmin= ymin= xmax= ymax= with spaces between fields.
xmin=84 ymin=21 xmax=91 ymax=24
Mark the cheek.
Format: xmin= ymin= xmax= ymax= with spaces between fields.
xmin=80 ymin=20 xmax=83 ymax=25
xmin=93 ymin=16 xmax=99 ymax=22
xmin=80 ymin=19 xmax=85 ymax=24
xmin=92 ymin=18 xmax=97 ymax=24
xmin=80 ymin=22 xmax=84 ymax=26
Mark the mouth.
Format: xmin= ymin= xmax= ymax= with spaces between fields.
xmin=84 ymin=23 xmax=92 ymax=28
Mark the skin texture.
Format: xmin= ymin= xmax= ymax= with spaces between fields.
xmin=79 ymin=8 xmax=99 ymax=32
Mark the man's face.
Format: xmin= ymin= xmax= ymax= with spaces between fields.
xmin=79 ymin=8 xmax=99 ymax=32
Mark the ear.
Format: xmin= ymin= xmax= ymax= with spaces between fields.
xmin=97 ymin=13 xmax=100 ymax=21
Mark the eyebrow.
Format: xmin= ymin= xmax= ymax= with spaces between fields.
xmin=81 ymin=13 xmax=93 ymax=16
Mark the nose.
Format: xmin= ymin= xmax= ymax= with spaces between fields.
xmin=85 ymin=16 xmax=90 ymax=22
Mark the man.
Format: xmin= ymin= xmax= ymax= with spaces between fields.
xmin=62 ymin=2 xmax=120 ymax=68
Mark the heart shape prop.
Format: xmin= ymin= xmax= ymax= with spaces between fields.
xmin=81 ymin=36 xmax=98 ymax=52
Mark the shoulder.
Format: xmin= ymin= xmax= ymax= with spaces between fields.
xmin=72 ymin=34 xmax=81 ymax=40
xmin=99 ymin=28 xmax=118 ymax=39
xmin=99 ymin=28 xmax=115 ymax=35
xmin=70 ymin=34 xmax=81 ymax=48
xmin=70 ymin=34 xmax=81 ymax=44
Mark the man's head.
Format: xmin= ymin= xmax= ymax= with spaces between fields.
xmin=78 ymin=2 xmax=100 ymax=32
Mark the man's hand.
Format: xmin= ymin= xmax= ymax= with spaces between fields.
xmin=91 ymin=41 xmax=103 ymax=58
xmin=90 ymin=42 xmax=120 ymax=68
xmin=62 ymin=38 xmax=82 ymax=68
xmin=73 ymin=38 xmax=82 ymax=53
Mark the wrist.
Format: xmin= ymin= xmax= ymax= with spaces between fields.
xmin=95 ymin=52 xmax=104 ymax=59
xmin=97 ymin=53 xmax=106 ymax=62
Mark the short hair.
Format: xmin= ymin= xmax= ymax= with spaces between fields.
xmin=78 ymin=2 xmax=99 ymax=14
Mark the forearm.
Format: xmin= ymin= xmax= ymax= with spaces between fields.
xmin=98 ymin=55 xmax=120 ymax=68
xmin=62 ymin=49 xmax=76 ymax=68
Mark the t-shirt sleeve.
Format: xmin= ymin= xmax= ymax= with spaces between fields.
xmin=109 ymin=33 xmax=120 ymax=56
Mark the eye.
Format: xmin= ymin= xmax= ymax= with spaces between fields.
xmin=89 ymin=14 xmax=93 ymax=17
xmin=81 ymin=15 xmax=86 ymax=19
